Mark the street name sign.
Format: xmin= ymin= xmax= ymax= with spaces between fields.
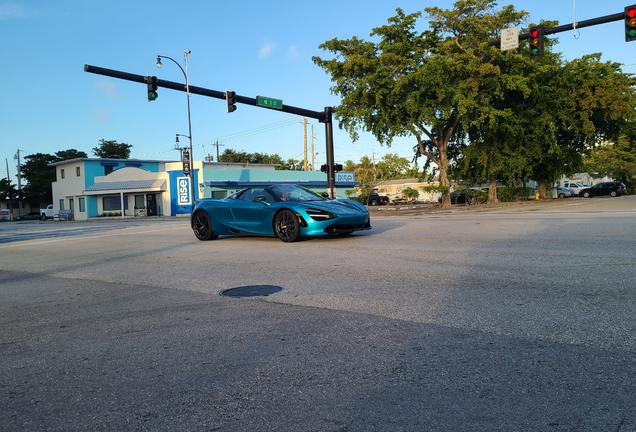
xmin=256 ymin=96 xmax=283 ymax=109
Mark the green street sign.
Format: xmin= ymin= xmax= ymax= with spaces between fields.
xmin=256 ymin=95 xmax=283 ymax=109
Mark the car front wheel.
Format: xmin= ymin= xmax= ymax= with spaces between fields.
xmin=192 ymin=211 xmax=218 ymax=241
xmin=41 ymin=214 xmax=46 ymax=221
xmin=558 ymin=193 xmax=565 ymax=198
xmin=583 ymin=191 xmax=591 ymax=198
xmin=274 ymin=210 xmax=301 ymax=242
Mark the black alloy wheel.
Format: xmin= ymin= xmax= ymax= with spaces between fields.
xmin=274 ymin=209 xmax=301 ymax=242
xmin=192 ymin=211 xmax=218 ymax=241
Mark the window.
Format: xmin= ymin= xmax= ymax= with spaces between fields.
xmin=76 ymin=167 xmax=80 ymax=176
xmin=105 ymin=166 xmax=114 ymax=175
xmin=79 ymin=198 xmax=85 ymax=213
xmin=59 ymin=199 xmax=65 ymax=210
xmin=60 ymin=169 xmax=65 ymax=179
xmin=103 ymin=196 xmax=121 ymax=211
xmin=134 ymin=195 xmax=145 ymax=209
xmin=69 ymin=199 xmax=74 ymax=212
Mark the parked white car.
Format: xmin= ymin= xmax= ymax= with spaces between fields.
xmin=563 ymin=182 xmax=586 ymax=195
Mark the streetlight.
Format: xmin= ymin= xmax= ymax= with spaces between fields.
xmin=156 ymin=50 xmax=194 ymax=205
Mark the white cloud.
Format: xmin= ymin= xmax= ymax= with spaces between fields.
xmin=259 ymin=42 xmax=277 ymax=58
xmin=287 ymin=45 xmax=299 ymax=57
xmin=95 ymin=79 xmax=124 ymax=100
xmin=0 ymin=2 xmax=25 ymax=19
xmin=92 ymin=108 xmax=110 ymax=122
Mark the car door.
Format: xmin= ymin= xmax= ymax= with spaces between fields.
xmin=589 ymin=183 xmax=605 ymax=196
xmin=230 ymin=189 xmax=277 ymax=234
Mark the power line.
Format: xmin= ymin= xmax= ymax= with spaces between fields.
xmin=133 ymin=117 xmax=304 ymax=159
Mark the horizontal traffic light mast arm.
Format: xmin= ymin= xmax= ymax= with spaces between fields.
xmin=84 ymin=63 xmax=339 ymax=198
xmin=83 ymin=64 xmax=328 ymax=122
xmin=488 ymin=11 xmax=624 ymax=47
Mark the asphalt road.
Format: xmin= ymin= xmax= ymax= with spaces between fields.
xmin=1 ymin=196 xmax=635 ymax=431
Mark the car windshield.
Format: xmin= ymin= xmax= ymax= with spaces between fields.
xmin=267 ymin=185 xmax=326 ymax=202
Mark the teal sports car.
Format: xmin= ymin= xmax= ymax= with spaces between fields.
xmin=191 ymin=184 xmax=371 ymax=242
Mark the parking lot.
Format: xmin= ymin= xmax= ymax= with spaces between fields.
xmin=1 ymin=196 xmax=635 ymax=431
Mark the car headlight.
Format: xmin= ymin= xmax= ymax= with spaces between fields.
xmin=305 ymin=208 xmax=337 ymax=220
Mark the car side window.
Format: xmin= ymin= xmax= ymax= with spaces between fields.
xmin=234 ymin=189 xmax=252 ymax=201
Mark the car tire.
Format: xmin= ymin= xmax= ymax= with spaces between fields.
xmin=40 ymin=214 xmax=46 ymax=221
xmin=370 ymin=200 xmax=378 ymax=206
xmin=192 ymin=211 xmax=218 ymax=241
xmin=274 ymin=209 xmax=301 ymax=242
xmin=583 ymin=192 xmax=591 ymax=198
xmin=558 ymin=193 xmax=565 ymax=198
xmin=610 ymin=191 xmax=617 ymax=197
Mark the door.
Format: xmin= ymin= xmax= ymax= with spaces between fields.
xmin=146 ymin=194 xmax=157 ymax=216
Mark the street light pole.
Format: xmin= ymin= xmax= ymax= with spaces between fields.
xmin=157 ymin=50 xmax=194 ymax=205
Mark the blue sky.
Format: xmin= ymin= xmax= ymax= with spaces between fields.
xmin=1 ymin=0 xmax=634 ymax=183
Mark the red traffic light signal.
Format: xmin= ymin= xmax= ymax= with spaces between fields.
xmin=145 ymin=76 xmax=158 ymax=101
xmin=528 ymin=26 xmax=544 ymax=59
xmin=625 ymin=5 xmax=636 ymax=42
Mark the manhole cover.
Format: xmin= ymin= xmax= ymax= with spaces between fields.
xmin=220 ymin=285 xmax=283 ymax=298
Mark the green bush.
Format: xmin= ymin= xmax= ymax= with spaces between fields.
xmin=98 ymin=212 xmax=122 ymax=217
xmin=498 ymin=187 xmax=534 ymax=202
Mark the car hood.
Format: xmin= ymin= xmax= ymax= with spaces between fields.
xmin=300 ymin=198 xmax=367 ymax=214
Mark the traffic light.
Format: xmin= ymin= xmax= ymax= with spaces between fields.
xmin=528 ymin=26 xmax=544 ymax=59
xmin=226 ymin=91 xmax=237 ymax=113
xmin=145 ymin=76 xmax=158 ymax=101
xmin=182 ymin=148 xmax=191 ymax=176
xmin=320 ymin=164 xmax=328 ymax=173
xmin=625 ymin=5 xmax=636 ymax=42
xmin=334 ymin=164 xmax=343 ymax=172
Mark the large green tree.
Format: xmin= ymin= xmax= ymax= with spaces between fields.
xmin=217 ymin=149 xmax=305 ymax=170
xmin=375 ymin=153 xmax=412 ymax=180
xmin=0 ymin=178 xmax=19 ymax=202
xmin=92 ymin=139 xmax=133 ymax=159
xmin=20 ymin=149 xmax=88 ymax=205
xmin=584 ymin=133 xmax=636 ymax=193
xmin=314 ymin=1 xmax=528 ymax=207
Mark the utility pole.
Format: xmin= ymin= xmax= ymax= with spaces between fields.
xmin=212 ymin=140 xmax=225 ymax=162
xmin=5 ymin=158 xmax=13 ymax=220
xmin=311 ymin=124 xmax=316 ymax=171
xmin=14 ymin=150 xmax=23 ymax=218
xmin=301 ymin=118 xmax=308 ymax=171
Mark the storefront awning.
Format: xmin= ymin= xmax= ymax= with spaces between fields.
xmin=84 ymin=179 xmax=166 ymax=195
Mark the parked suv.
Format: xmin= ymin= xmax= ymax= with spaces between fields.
xmin=578 ymin=182 xmax=626 ymax=198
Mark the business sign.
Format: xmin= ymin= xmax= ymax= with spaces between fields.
xmin=0 ymin=209 xmax=10 ymax=220
xmin=177 ymin=176 xmax=192 ymax=206
xmin=336 ymin=172 xmax=355 ymax=183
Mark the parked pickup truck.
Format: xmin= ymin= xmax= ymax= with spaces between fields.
xmin=40 ymin=204 xmax=54 ymax=220
xmin=360 ymin=192 xmax=390 ymax=206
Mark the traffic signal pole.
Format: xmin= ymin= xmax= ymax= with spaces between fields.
xmin=488 ymin=11 xmax=625 ymax=47
xmin=83 ymin=64 xmax=338 ymax=197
